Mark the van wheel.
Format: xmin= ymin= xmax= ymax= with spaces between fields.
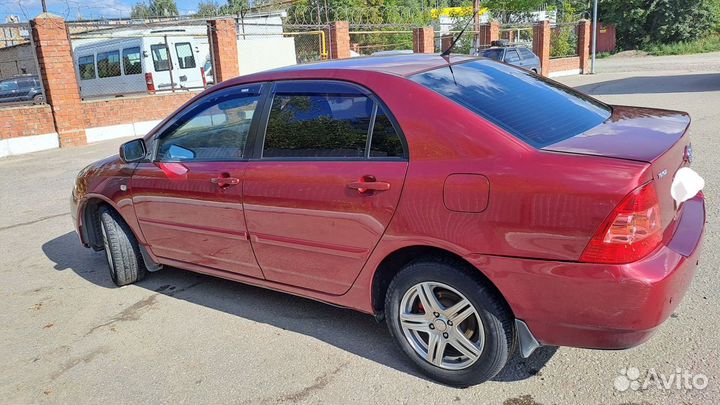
xmin=384 ymin=258 xmax=514 ymax=387
xmin=98 ymin=206 xmax=146 ymax=286
xmin=32 ymin=94 xmax=45 ymax=104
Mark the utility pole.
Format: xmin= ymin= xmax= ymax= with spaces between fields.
xmin=41 ymin=0 xmax=48 ymax=13
xmin=591 ymin=0 xmax=598 ymax=73
xmin=473 ymin=0 xmax=480 ymax=49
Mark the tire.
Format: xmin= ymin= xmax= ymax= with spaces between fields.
xmin=384 ymin=258 xmax=514 ymax=387
xmin=32 ymin=94 xmax=45 ymax=104
xmin=98 ymin=206 xmax=147 ymax=286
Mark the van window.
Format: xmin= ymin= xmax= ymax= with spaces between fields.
xmin=122 ymin=47 xmax=142 ymax=75
xmin=151 ymin=44 xmax=170 ymax=71
xmin=263 ymin=85 xmax=374 ymax=159
xmin=97 ymin=51 xmax=121 ymax=78
xmin=78 ymin=55 xmax=96 ymax=80
xmin=174 ymin=42 xmax=196 ymax=69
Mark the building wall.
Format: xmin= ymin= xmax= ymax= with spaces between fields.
xmin=0 ymin=43 xmax=37 ymax=79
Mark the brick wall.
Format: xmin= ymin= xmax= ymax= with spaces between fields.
xmin=327 ymin=21 xmax=350 ymax=59
xmin=412 ymin=27 xmax=435 ymax=54
xmin=82 ymin=93 xmax=196 ymax=129
xmin=548 ymin=57 xmax=582 ymax=75
xmin=208 ymin=19 xmax=239 ymax=82
xmin=0 ymin=105 xmax=55 ymax=139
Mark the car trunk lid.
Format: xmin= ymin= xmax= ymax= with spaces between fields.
xmin=543 ymin=105 xmax=693 ymax=238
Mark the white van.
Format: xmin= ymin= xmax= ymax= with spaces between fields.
xmin=74 ymin=30 xmax=207 ymax=99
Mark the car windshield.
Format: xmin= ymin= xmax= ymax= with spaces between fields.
xmin=411 ymin=59 xmax=612 ymax=148
xmin=481 ymin=48 xmax=504 ymax=61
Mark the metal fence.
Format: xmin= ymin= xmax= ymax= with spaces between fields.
xmin=550 ymin=22 xmax=579 ymax=58
xmin=0 ymin=22 xmax=46 ymax=106
xmin=349 ymin=29 xmax=414 ymax=56
xmin=68 ymin=19 xmax=214 ymax=100
xmin=499 ymin=25 xmax=534 ymax=48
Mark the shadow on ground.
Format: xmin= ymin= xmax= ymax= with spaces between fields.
xmin=43 ymin=231 xmax=557 ymax=385
xmin=575 ymin=73 xmax=720 ymax=95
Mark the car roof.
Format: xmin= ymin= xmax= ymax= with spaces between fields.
xmin=258 ymin=54 xmax=478 ymax=77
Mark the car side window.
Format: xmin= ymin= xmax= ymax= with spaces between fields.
xmin=263 ymin=83 xmax=373 ymax=158
xmin=0 ymin=81 xmax=18 ymax=91
xmin=519 ymin=48 xmax=535 ymax=60
xmin=156 ymin=85 xmax=261 ymax=161
xmin=370 ymin=106 xmax=404 ymax=158
xmin=505 ymin=50 xmax=521 ymax=63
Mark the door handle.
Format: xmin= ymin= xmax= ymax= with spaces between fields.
xmin=348 ymin=176 xmax=391 ymax=193
xmin=210 ymin=176 xmax=240 ymax=188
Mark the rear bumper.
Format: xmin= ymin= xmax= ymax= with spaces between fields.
xmin=469 ymin=193 xmax=705 ymax=350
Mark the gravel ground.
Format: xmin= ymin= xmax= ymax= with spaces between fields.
xmin=0 ymin=53 xmax=718 ymax=404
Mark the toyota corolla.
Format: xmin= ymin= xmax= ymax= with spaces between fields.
xmin=71 ymin=54 xmax=705 ymax=387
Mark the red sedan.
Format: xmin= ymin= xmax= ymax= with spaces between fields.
xmin=71 ymin=55 xmax=705 ymax=387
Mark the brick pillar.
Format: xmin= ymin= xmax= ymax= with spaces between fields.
xmin=577 ymin=20 xmax=591 ymax=74
xmin=441 ymin=34 xmax=454 ymax=53
xmin=326 ymin=21 xmax=350 ymax=59
xmin=533 ymin=20 xmax=551 ymax=76
xmin=30 ymin=14 xmax=84 ymax=147
xmin=478 ymin=21 xmax=500 ymax=48
xmin=412 ymin=27 xmax=435 ymax=54
xmin=208 ymin=18 xmax=239 ymax=81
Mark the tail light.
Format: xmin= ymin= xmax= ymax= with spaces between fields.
xmin=145 ymin=73 xmax=155 ymax=92
xmin=580 ymin=182 xmax=663 ymax=264
xmin=200 ymin=67 xmax=207 ymax=88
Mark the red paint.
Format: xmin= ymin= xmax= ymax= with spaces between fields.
xmin=71 ymin=55 xmax=705 ymax=351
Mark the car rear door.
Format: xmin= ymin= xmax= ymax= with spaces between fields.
xmin=243 ymin=80 xmax=408 ymax=295
xmin=131 ymin=83 xmax=266 ymax=278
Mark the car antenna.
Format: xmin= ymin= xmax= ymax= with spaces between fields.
xmin=441 ymin=9 xmax=480 ymax=58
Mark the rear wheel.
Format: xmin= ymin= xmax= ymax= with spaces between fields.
xmin=32 ymin=94 xmax=45 ymax=104
xmin=385 ymin=258 xmax=514 ymax=387
xmin=98 ymin=206 xmax=146 ymax=286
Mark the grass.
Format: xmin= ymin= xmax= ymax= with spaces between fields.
xmin=643 ymin=34 xmax=720 ymax=56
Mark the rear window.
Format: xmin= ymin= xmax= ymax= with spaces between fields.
xmin=78 ymin=55 xmax=95 ymax=79
xmin=411 ymin=60 xmax=611 ymax=148
xmin=174 ymin=42 xmax=196 ymax=69
xmin=151 ymin=44 xmax=170 ymax=71
xmin=481 ymin=49 xmax=503 ymax=61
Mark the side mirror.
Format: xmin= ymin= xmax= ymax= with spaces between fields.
xmin=119 ymin=138 xmax=146 ymax=163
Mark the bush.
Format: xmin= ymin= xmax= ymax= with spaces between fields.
xmin=643 ymin=34 xmax=720 ymax=56
xmin=601 ymin=0 xmax=718 ymax=49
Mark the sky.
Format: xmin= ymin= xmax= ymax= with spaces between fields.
xmin=1 ymin=0 xmax=204 ymax=21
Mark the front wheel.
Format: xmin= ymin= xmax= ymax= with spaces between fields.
xmin=385 ymin=259 xmax=514 ymax=387
xmin=32 ymin=94 xmax=45 ymax=104
xmin=98 ymin=206 xmax=147 ymax=286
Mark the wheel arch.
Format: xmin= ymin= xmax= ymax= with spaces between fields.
xmin=78 ymin=195 xmax=123 ymax=251
xmin=370 ymin=245 xmax=514 ymax=319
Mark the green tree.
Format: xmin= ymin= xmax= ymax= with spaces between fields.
xmin=600 ymin=0 xmax=718 ymax=49
xmin=131 ymin=0 xmax=178 ymax=17
xmin=196 ymin=0 xmax=221 ymax=16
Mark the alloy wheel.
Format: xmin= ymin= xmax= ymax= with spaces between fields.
xmin=398 ymin=281 xmax=484 ymax=370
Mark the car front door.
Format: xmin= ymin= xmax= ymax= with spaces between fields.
xmin=130 ymin=83 xmax=266 ymax=278
xmin=243 ymin=80 xmax=408 ymax=295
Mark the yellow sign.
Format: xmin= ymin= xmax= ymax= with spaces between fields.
xmin=431 ymin=6 xmax=489 ymax=19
